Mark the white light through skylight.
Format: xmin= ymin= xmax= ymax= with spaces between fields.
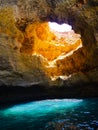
xmin=49 ymin=22 xmax=72 ymax=32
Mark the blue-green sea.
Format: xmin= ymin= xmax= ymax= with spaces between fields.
xmin=0 ymin=99 xmax=98 ymax=130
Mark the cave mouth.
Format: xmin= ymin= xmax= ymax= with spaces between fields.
xmin=21 ymin=22 xmax=82 ymax=62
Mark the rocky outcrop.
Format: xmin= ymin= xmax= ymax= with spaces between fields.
xmin=0 ymin=0 xmax=98 ymax=102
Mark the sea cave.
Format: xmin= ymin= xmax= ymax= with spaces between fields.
xmin=0 ymin=0 xmax=98 ymax=130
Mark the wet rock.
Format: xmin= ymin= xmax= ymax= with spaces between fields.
xmin=45 ymin=120 xmax=98 ymax=130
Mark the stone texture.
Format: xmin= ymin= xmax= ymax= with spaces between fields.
xmin=0 ymin=0 xmax=98 ymax=101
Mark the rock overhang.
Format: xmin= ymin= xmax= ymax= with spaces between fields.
xmin=0 ymin=0 xmax=98 ymax=87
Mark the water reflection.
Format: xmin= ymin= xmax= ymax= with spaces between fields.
xmin=0 ymin=99 xmax=98 ymax=130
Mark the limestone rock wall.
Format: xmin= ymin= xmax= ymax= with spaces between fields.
xmin=0 ymin=0 xmax=98 ymax=88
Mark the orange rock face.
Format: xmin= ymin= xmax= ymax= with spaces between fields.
xmin=21 ymin=22 xmax=82 ymax=61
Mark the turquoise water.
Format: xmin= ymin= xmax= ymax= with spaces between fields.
xmin=0 ymin=99 xmax=98 ymax=130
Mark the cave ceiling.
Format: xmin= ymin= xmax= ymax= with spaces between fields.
xmin=0 ymin=0 xmax=98 ymax=86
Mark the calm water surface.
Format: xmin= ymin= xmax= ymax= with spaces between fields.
xmin=0 ymin=99 xmax=98 ymax=130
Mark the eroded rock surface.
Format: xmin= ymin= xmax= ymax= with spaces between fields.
xmin=0 ymin=0 xmax=98 ymax=101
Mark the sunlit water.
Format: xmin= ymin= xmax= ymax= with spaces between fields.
xmin=0 ymin=99 xmax=98 ymax=130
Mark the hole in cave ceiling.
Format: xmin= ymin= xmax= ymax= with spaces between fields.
xmin=20 ymin=22 xmax=83 ymax=80
xmin=21 ymin=22 xmax=82 ymax=61
xmin=48 ymin=22 xmax=72 ymax=32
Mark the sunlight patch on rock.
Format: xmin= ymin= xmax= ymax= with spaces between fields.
xmin=20 ymin=22 xmax=82 ymax=81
